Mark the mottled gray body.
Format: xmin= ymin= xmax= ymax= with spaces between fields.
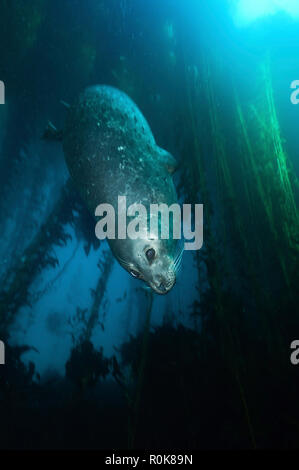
xmin=62 ymin=85 xmax=180 ymax=294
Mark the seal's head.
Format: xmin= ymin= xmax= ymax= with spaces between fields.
xmin=112 ymin=236 xmax=182 ymax=295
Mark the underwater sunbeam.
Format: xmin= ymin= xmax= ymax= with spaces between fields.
xmin=231 ymin=0 xmax=299 ymax=26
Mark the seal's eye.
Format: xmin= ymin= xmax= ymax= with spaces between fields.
xmin=146 ymin=248 xmax=155 ymax=262
xmin=130 ymin=269 xmax=140 ymax=278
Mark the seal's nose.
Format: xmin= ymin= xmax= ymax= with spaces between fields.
xmin=151 ymin=271 xmax=176 ymax=294
xmin=158 ymin=282 xmax=167 ymax=293
xmin=153 ymin=276 xmax=175 ymax=294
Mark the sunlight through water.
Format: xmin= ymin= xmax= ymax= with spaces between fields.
xmin=231 ymin=0 xmax=299 ymax=26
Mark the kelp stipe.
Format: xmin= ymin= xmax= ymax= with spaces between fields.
xmin=235 ymin=57 xmax=298 ymax=295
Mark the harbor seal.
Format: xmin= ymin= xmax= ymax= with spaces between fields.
xmin=45 ymin=85 xmax=182 ymax=294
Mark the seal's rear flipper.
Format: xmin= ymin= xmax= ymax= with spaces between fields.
xmin=42 ymin=121 xmax=63 ymax=142
xmin=157 ymin=147 xmax=178 ymax=174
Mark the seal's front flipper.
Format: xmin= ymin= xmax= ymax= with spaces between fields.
xmin=157 ymin=147 xmax=178 ymax=175
xmin=42 ymin=121 xmax=63 ymax=142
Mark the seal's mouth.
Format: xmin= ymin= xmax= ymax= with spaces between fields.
xmin=150 ymin=277 xmax=176 ymax=295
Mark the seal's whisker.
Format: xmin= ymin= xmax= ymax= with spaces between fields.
xmin=174 ymin=246 xmax=182 ymax=261
xmin=174 ymin=260 xmax=182 ymax=274
xmin=117 ymin=256 xmax=132 ymax=269
xmin=174 ymin=256 xmax=183 ymax=278
xmin=175 ymin=260 xmax=183 ymax=275
xmin=174 ymin=248 xmax=184 ymax=269
xmin=175 ymin=247 xmax=184 ymax=267
xmin=174 ymin=258 xmax=181 ymax=271
xmin=177 ymin=257 xmax=184 ymax=272
xmin=175 ymin=264 xmax=183 ymax=278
